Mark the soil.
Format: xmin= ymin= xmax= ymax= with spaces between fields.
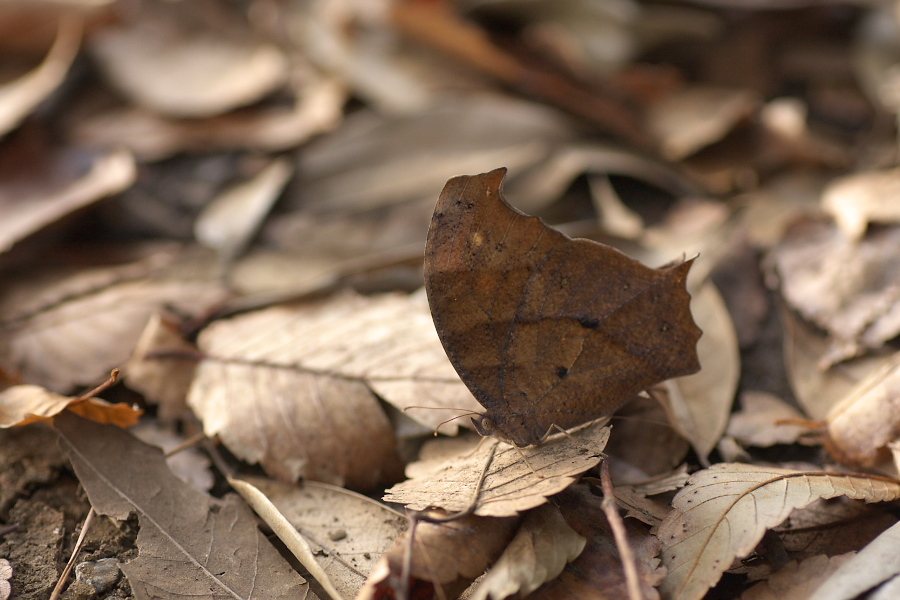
xmin=0 ymin=426 xmax=137 ymax=600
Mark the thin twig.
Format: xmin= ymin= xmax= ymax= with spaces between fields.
xmin=49 ymin=508 xmax=95 ymax=600
xmin=600 ymin=460 xmax=645 ymax=600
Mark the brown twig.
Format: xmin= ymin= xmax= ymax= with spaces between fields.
xmin=49 ymin=508 xmax=95 ymax=600
xmin=600 ymin=460 xmax=645 ymax=600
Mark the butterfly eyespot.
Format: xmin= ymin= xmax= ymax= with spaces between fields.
xmin=661 ymin=323 xmax=669 ymax=333
xmin=578 ymin=317 xmax=600 ymax=330
xmin=556 ymin=366 xmax=568 ymax=378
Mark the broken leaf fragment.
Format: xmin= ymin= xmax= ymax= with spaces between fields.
xmin=0 ymin=384 xmax=140 ymax=428
xmin=383 ymin=421 xmax=609 ymax=517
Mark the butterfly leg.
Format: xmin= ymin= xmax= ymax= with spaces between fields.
xmin=417 ymin=439 xmax=499 ymax=523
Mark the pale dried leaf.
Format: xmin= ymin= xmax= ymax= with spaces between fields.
xmin=383 ymin=422 xmax=609 ymax=517
xmin=470 ymin=504 xmax=585 ymax=600
xmin=195 ymin=158 xmax=293 ymax=261
xmin=123 ymin=312 xmax=198 ymax=422
xmin=229 ymin=478 xmax=344 ymax=600
xmin=356 ymin=512 xmax=520 ymax=600
xmin=781 ymin=305 xmax=885 ymax=420
xmin=0 ymin=385 xmax=140 ymax=428
xmin=192 ymin=291 xmax=481 ymax=435
xmin=612 ymin=485 xmax=672 ymax=527
xmin=741 ymin=554 xmax=855 ymax=600
xmin=189 ymin=357 xmax=399 ymax=490
xmin=0 ymin=252 xmax=228 ymax=391
xmin=0 ymin=146 xmax=136 ymax=254
xmin=240 ymin=476 xmax=407 ymax=600
xmin=74 ymin=78 xmax=345 ymax=161
xmin=55 ymin=412 xmax=315 ymax=600
xmin=822 ymin=168 xmax=900 ymax=240
xmin=648 ymin=86 xmax=760 ymax=159
xmin=808 ymin=520 xmax=900 ymax=600
xmin=0 ymin=18 xmax=79 ymax=136
xmin=588 ymin=175 xmax=643 ymax=239
xmin=826 ymin=352 xmax=900 ymax=467
xmin=771 ymin=219 xmax=900 ymax=366
xmin=661 ymin=281 xmax=738 ymax=462
xmin=727 ymin=391 xmax=814 ymax=447
xmin=90 ymin=2 xmax=287 ymax=117
xmin=658 ymin=463 xmax=900 ymax=600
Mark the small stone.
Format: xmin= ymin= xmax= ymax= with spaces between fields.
xmin=75 ymin=559 xmax=121 ymax=594
xmin=328 ymin=529 xmax=347 ymax=541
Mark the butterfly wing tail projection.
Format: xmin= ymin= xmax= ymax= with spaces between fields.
xmin=426 ymin=168 xmax=702 ymax=447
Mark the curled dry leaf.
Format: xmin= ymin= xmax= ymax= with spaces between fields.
xmin=425 ymin=168 xmax=701 ymax=446
xmin=0 ymin=18 xmax=80 ymax=136
xmin=807 ymin=519 xmax=900 ymax=600
xmin=90 ymin=1 xmax=287 ymax=117
xmin=0 ymin=250 xmax=228 ymax=392
xmin=825 ymin=353 xmax=900 ymax=468
xmin=647 ymin=85 xmax=760 ymax=160
xmin=529 ymin=483 xmax=665 ymax=600
xmin=660 ymin=281 xmax=739 ymax=462
xmin=741 ymin=553 xmax=855 ymax=600
xmin=770 ymin=218 xmax=900 ymax=367
xmin=54 ymin=412 xmax=315 ymax=600
xmin=383 ymin=421 xmax=609 ymax=517
xmin=658 ymin=463 xmax=900 ymax=600
xmin=821 ymin=168 xmax=900 ymax=241
xmin=236 ymin=475 xmax=407 ymax=600
xmin=774 ymin=497 xmax=897 ymax=557
xmin=469 ymin=503 xmax=585 ymax=600
xmin=123 ymin=312 xmax=198 ymax=422
xmin=727 ymin=390 xmax=815 ymax=448
xmin=195 ymin=158 xmax=293 ymax=262
xmin=0 ymin=384 xmax=140 ymax=428
xmin=357 ymin=512 xmax=520 ymax=600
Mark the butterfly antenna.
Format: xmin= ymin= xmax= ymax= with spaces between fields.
xmin=432 ymin=411 xmax=482 ymax=436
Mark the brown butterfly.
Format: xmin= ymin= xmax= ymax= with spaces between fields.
xmin=424 ymin=168 xmax=702 ymax=447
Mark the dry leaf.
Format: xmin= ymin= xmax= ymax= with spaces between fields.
xmin=0 ymin=138 xmax=136 ymax=255
xmin=194 ymin=158 xmax=293 ymax=262
xmin=0 ymin=385 xmax=140 ymax=428
xmin=131 ymin=421 xmax=213 ymax=492
xmin=604 ymin=395 xmax=690 ymax=485
xmin=612 ymin=485 xmax=673 ymax=527
xmin=0 ymin=250 xmax=228 ymax=391
xmin=54 ymin=411 xmax=316 ymax=600
xmin=238 ymin=476 xmax=407 ymax=600
xmin=775 ymin=497 xmax=897 ymax=557
xmin=123 ymin=312 xmax=198 ymax=422
xmin=727 ymin=391 xmax=815 ymax=447
xmin=821 ymin=168 xmax=900 ymax=240
xmin=0 ymin=18 xmax=79 ymax=136
xmin=658 ymin=463 xmax=900 ymax=600
xmin=807 ymin=520 xmax=900 ymax=600
xmin=90 ymin=2 xmax=287 ymax=117
xmin=383 ymin=421 xmax=609 ymax=517
xmin=741 ymin=553 xmax=855 ymax=600
xmin=825 ymin=353 xmax=900 ymax=468
xmin=469 ymin=503 xmax=585 ymax=600
xmin=770 ymin=218 xmax=900 ymax=366
xmin=357 ymin=512 xmax=520 ymax=600
xmin=229 ymin=477 xmax=344 ymax=600
xmin=660 ymin=281 xmax=738 ymax=462
xmin=0 ymin=559 xmax=10 ymax=600
xmin=73 ymin=78 xmax=345 ymax=161
xmin=647 ymin=86 xmax=760 ymax=159
xmin=528 ymin=483 xmax=665 ymax=600
xmin=191 ymin=290 xmax=481 ymax=435
xmin=781 ymin=304 xmax=885 ymax=420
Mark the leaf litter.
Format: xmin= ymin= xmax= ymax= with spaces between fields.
xmin=5 ymin=2 xmax=900 ymax=600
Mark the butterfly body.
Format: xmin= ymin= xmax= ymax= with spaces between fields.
xmin=425 ymin=168 xmax=702 ymax=447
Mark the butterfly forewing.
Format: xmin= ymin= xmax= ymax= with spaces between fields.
xmin=425 ymin=168 xmax=702 ymax=446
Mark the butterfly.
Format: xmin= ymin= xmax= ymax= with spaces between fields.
xmin=424 ymin=167 xmax=702 ymax=446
